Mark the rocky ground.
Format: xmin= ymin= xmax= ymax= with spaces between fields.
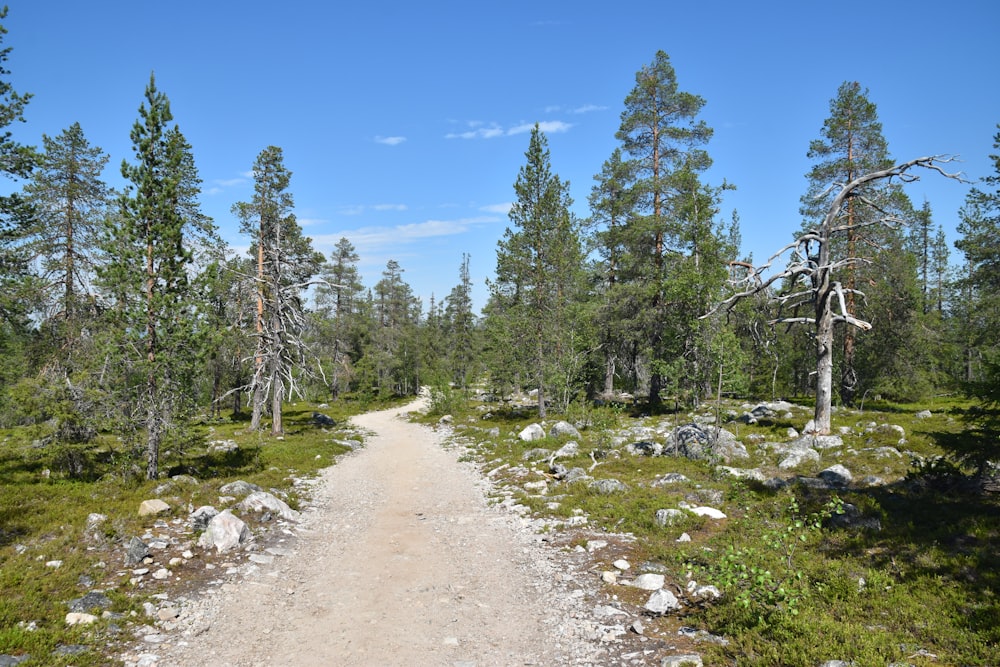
xmin=115 ymin=398 xmax=709 ymax=667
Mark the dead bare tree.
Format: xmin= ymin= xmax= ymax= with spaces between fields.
xmin=705 ymin=156 xmax=962 ymax=434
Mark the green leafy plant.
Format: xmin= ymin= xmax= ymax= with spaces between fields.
xmin=426 ymin=384 xmax=467 ymax=417
xmin=698 ymin=494 xmax=844 ymax=625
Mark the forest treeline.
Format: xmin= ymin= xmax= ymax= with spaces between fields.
xmin=0 ymin=10 xmax=998 ymax=481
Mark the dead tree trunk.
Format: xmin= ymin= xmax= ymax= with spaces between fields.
xmin=704 ymin=156 xmax=962 ymax=434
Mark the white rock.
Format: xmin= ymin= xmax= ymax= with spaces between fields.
xmin=631 ymin=573 xmax=666 ymax=590
xmin=686 ymin=506 xmax=727 ymax=520
xmin=601 ymin=571 xmax=618 ymax=584
xmin=45 ymin=560 xmax=63 ymax=568
xmin=676 ymin=532 xmax=692 ymax=542
xmin=550 ymin=420 xmax=582 ymax=438
xmin=518 ymin=423 xmax=546 ymax=441
xmin=644 ymin=588 xmax=682 ymax=614
xmin=655 ymin=508 xmax=685 ymax=527
xmin=613 ymin=559 xmax=630 ymax=571
xmin=65 ymin=612 xmax=98 ymax=625
xmin=197 ymin=510 xmax=251 ymax=553
xmin=554 ymin=441 xmax=580 ymax=458
xmin=152 ymin=568 xmax=170 ymax=580
xmin=139 ymin=499 xmax=170 ymax=517
xmin=661 ymin=655 xmax=703 ymax=667
xmin=237 ymin=491 xmax=301 ymax=522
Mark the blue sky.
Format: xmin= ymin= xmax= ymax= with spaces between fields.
xmin=5 ymin=1 xmax=998 ymax=312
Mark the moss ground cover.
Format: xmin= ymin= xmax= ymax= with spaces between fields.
xmin=423 ymin=394 xmax=999 ymax=666
xmin=0 ymin=400 xmax=369 ymax=666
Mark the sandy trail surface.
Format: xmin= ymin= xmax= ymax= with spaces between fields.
xmin=143 ymin=398 xmax=602 ymax=666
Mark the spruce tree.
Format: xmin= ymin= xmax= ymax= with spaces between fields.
xmin=954 ymin=125 xmax=1000 ymax=451
xmin=97 ymin=74 xmax=210 ymax=479
xmin=314 ymin=237 xmax=364 ymax=399
xmin=443 ymin=253 xmax=477 ymax=391
xmin=486 ymin=124 xmax=586 ymax=417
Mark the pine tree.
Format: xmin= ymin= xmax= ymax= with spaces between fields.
xmin=97 ymin=74 xmax=211 ymax=479
xmin=800 ymin=81 xmax=909 ymax=405
xmin=486 ymin=124 xmax=587 ymax=417
xmin=369 ymin=259 xmax=421 ymax=397
xmin=0 ymin=5 xmax=36 ymax=370
xmin=588 ymin=148 xmax=637 ymax=396
xmin=612 ymin=50 xmax=731 ymax=406
xmin=233 ymin=146 xmax=323 ymax=434
xmin=22 ymin=123 xmax=112 ymax=352
xmin=443 ymin=253 xmax=477 ymax=391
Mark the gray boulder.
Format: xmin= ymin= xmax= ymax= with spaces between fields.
xmin=124 ymin=536 xmax=150 ymax=566
xmin=311 ymin=411 xmax=336 ymax=426
xmin=67 ymin=591 xmax=112 ymax=613
xmin=789 ymin=434 xmax=843 ymax=450
xmin=207 ymin=439 xmax=239 ymax=453
xmin=666 ymin=423 xmax=711 ymax=460
xmin=716 ymin=466 xmax=766 ymax=482
xmin=190 ymin=505 xmax=220 ymax=531
xmin=219 ymin=480 xmax=262 ymax=497
xmin=651 ymin=472 xmax=690 ymax=487
xmin=549 ymin=420 xmax=581 ymax=438
xmin=197 ymin=510 xmax=251 ymax=552
xmin=628 ymin=441 xmax=662 ymax=457
xmin=554 ymin=441 xmax=580 ymax=458
xmin=644 ymin=588 xmax=682 ymax=614
xmin=518 ymin=423 xmax=546 ymax=441
xmin=237 ymin=491 xmax=301 ymax=522
xmin=818 ymin=464 xmax=853 ymax=486
xmin=778 ymin=447 xmax=820 ymax=469
xmin=589 ymin=479 xmax=629 ymax=494
xmin=654 ymin=509 xmax=685 ymax=527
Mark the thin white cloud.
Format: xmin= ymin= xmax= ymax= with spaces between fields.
xmin=312 ymin=216 xmax=499 ymax=253
xmin=480 ymin=203 xmax=512 ymax=214
xmin=214 ymin=177 xmax=247 ymax=187
xmin=507 ymin=120 xmax=573 ymax=135
xmin=445 ymin=122 xmax=505 ymax=140
xmin=571 ymin=104 xmax=606 ymax=114
xmin=375 ymin=135 xmax=407 ymax=146
xmin=338 ymin=205 xmax=365 ymax=216
xmin=447 ymin=119 xmax=573 ymax=139
xmin=373 ymin=203 xmax=408 ymax=211
xmin=205 ymin=175 xmax=249 ymax=195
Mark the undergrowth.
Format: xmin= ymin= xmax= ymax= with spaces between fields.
xmin=435 ymin=394 xmax=1000 ymax=666
xmin=0 ymin=399 xmax=372 ymax=666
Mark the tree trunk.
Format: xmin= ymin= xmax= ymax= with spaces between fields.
xmin=271 ymin=373 xmax=284 ymax=435
xmin=145 ymin=374 xmax=160 ymax=480
xmin=813 ymin=285 xmax=835 ymax=435
xmin=603 ymin=354 xmax=615 ymax=396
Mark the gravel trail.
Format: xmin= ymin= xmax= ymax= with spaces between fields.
xmin=140 ymin=398 xmax=604 ymax=666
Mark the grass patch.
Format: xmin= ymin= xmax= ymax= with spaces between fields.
xmin=0 ymin=399 xmax=374 ymax=665
xmin=440 ymin=394 xmax=999 ymax=666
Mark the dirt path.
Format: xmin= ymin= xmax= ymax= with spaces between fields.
xmin=141 ymin=398 xmax=603 ymax=666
